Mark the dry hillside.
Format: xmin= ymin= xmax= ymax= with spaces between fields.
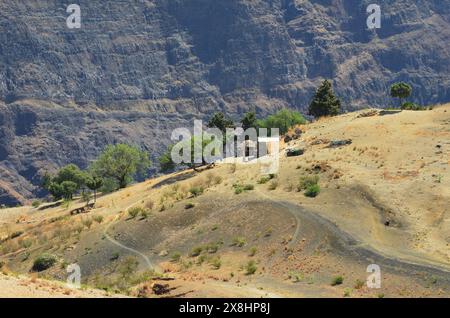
xmin=0 ymin=105 xmax=449 ymax=298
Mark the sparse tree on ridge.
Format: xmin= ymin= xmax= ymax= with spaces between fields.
xmin=390 ymin=82 xmax=412 ymax=108
xmin=308 ymin=80 xmax=342 ymax=118
xmin=90 ymin=144 xmax=151 ymax=189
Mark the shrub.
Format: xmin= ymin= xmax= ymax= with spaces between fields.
xmin=140 ymin=209 xmax=149 ymax=219
xmin=305 ymin=184 xmax=320 ymax=197
xmin=209 ymin=257 xmax=221 ymax=270
xmin=206 ymin=242 xmax=220 ymax=254
xmin=32 ymin=254 xmax=57 ymax=272
xmin=257 ymin=176 xmax=271 ymax=184
xmin=32 ymin=200 xmax=41 ymax=208
xmin=331 ymin=275 xmax=344 ymax=286
xmin=189 ymin=246 xmax=203 ymax=257
xmin=297 ymin=175 xmax=319 ymax=191
xmin=19 ymin=238 xmax=33 ymax=249
xmin=189 ymin=186 xmax=204 ymax=197
xmin=245 ymin=260 xmax=257 ymax=275
xmin=354 ymin=279 xmax=364 ymax=290
xmin=185 ymin=202 xmax=195 ymax=209
xmin=249 ymin=247 xmax=257 ymax=257
xmin=170 ymin=252 xmax=181 ymax=263
xmin=128 ymin=207 xmax=142 ymax=219
xmin=82 ymin=218 xmax=93 ymax=229
xmin=243 ymin=184 xmax=254 ymax=191
xmin=93 ymin=215 xmax=104 ymax=223
xmin=110 ymin=252 xmax=120 ymax=261
xmin=344 ymin=288 xmax=352 ymax=297
xmin=234 ymin=185 xmax=244 ymax=194
xmin=231 ymin=237 xmax=246 ymax=247
xmin=118 ymin=256 xmax=139 ymax=279
xmin=401 ymin=101 xmax=423 ymax=110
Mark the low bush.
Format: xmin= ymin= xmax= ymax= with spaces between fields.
xmin=297 ymin=175 xmax=319 ymax=191
xmin=170 ymin=252 xmax=181 ymax=263
xmin=209 ymin=257 xmax=221 ymax=270
xmin=128 ymin=207 xmax=142 ymax=219
xmin=305 ymin=184 xmax=320 ymax=197
xmin=189 ymin=186 xmax=204 ymax=197
xmin=185 ymin=202 xmax=195 ymax=209
xmin=331 ymin=275 xmax=344 ymax=286
xmin=32 ymin=254 xmax=57 ymax=272
xmin=231 ymin=237 xmax=246 ymax=247
xmin=245 ymin=260 xmax=257 ymax=275
xmin=93 ymin=215 xmax=104 ymax=223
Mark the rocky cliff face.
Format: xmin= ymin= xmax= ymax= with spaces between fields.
xmin=1 ymin=0 xmax=450 ymax=204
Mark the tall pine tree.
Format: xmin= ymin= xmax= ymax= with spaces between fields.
xmin=308 ymin=80 xmax=341 ymax=118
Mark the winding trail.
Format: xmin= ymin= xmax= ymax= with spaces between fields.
xmin=102 ymin=202 xmax=156 ymax=271
xmin=254 ymin=188 xmax=450 ymax=286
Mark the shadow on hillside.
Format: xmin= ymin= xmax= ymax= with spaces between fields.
xmin=151 ymin=171 xmax=196 ymax=189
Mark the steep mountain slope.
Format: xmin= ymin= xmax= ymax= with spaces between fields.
xmin=1 ymin=0 xmax=450 ymax=204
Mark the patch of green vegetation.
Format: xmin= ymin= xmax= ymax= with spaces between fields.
xmin=331 ymin=275 xmax=344 ymax=286
xmin=354 ymin=279 xmax=365 ymax=290
xmin=343 ymin=288 xmax=352 ymax=297
xmin=209 ymin=256 xmax=221 ymax=270
xmin=289 ymin=271 xmax=305 ymax=283
xmin=189 ymin=186 xmax=204 ymax=197
xmin=245 ymin=260 xmax=257 ymax=275
xmin=305 ymin=184 xmax=321 ymax=197
xmin=32 ymin=254 xmax=57 ymax=272
xmin=110 ymin=252 xmax=120 ymax=261
xmin=128 ymin=206 xmax=142 ymax=219
xmin=249 ymin=247 xmax=257 ymax=257
xmin=93 ymin=215 xmax=104 ymax=223
xmin=297 ymin=175 xmax=319 ymax=191
xmin=231 ymin=237 xmax=246 ymax=247
xmin=170 ymin=252 xmax=181 ymax=263
xmin=243 ymin=184 xmax=254 ymax=191
xmin=189 ymin=246 xmax=203 ymax=257
xmin=32 ymin=200 xmax=41 ymax=208
xmin=185 ymin=202 xmax=195 ymax=209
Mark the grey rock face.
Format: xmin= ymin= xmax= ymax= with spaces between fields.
xmin=0 ymin=0 xmax=450 ymax=204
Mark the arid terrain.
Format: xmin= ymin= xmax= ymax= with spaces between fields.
xmin=0 ymin=105 xmax=449 ymax=298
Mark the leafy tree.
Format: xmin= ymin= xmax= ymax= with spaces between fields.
xmin=46 ymin=181 xmax=64 ymax=200
xmin=86 ymin=175 xmax=103 ymax=203
xmin=257 ymin=109 xmax=307 ymax=135
xmin=42 ymin=164 xmax=86 ymax=201
xmin=308 ymin=80 xmax=342 ymax=118
xmin=60 ymin=181 xmax=78 ymax=200
xmin=241 ymin=111 xmax=257 ymax=130
xmin=207 ymin=112 xmax=234 ymax=133
xmin=390 ymin=82 xmax=412 ymax=107
xmin=90 ymin=144 xmax=151 ymax=189
xmin=158 ymin=145 xmax=176 ymax=173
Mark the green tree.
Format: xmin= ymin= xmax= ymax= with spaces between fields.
xmin=60 ymin=181 xmax=78 ymax=200
xmin=390 ymin=82 xmax=412 ymax=108
xmin=86 ymin=175 xmax=103 ymax=203
xmin=207 ymin=112 xmax=234 ymax=133
xmin=257 ymin=109 xmax=307 ymax=135
xmin=53 ymin=164 xmax=87 ymax=190
xmin=158 ymin=145 xmax=176 ymax=173
xmin=241 ymin=111 xmax=257 ymax=130
xmin=90 ymin=144 xmax=151 ymax=189
xmin=308 ymin=80 xmax=342 ymax=118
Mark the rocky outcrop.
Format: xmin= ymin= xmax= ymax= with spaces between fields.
xmin=1 ymin=0 xmax=450 ymax=204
